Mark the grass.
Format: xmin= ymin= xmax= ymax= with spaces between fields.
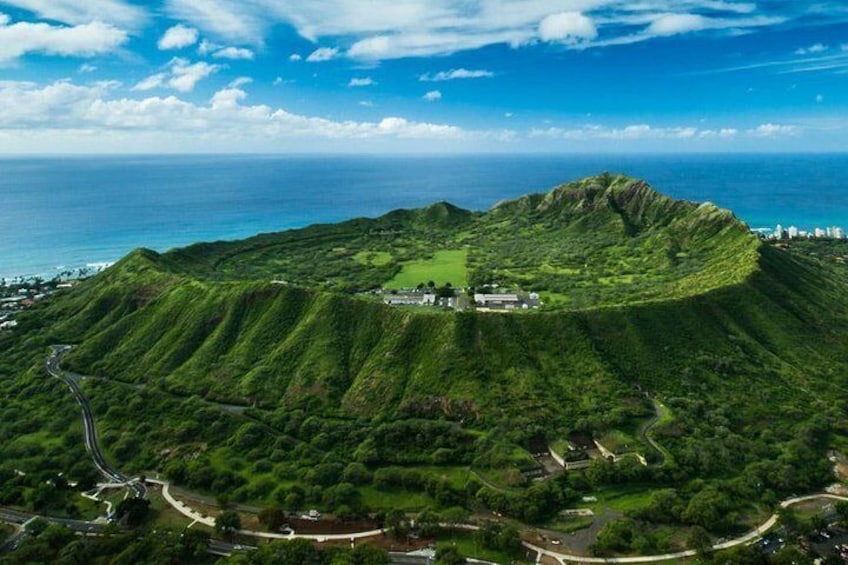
xmin=384 ymin=249 xmax=468 ymax=289
xmin=353 ymin=251 xmax=393 ymax=267
xmin=359 ymin=487 xmax=434 ymax=512
xmin=436 ymin=531 xmax=518 ymax=564
xmin=147 ymin=490 xmax=195 ymax=529
xmin=587 ymin=485 xmax=655 ymax=513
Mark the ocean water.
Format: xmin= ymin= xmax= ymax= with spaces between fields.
xmin=1 ymin=153 xmax=847 ymax=280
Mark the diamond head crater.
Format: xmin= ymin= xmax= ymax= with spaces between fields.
xmin=3 ymin=173 xmax=848 ymax=564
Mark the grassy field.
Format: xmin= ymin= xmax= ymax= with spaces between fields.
xmin=385 ymin=249 xmax=468 ymax=289
xmin=353 ymin=251 xmax=393 ymax=267
xmin=437 ymin=531 xmax=517 ymax=564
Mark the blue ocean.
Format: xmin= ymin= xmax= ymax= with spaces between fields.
xmin=1 ymin=154 xmax=847 ymax=280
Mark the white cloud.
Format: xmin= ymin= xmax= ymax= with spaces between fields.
xmin=168 ymin=59 xmax=221 ymax=92
xmin=646 ymin=13 xmax=708 ymax=36
xmin=306 ymin=46 xmax=338 ymax=62
xmin=531 ymin=123 xmax=741 ymax=140
xmin=794 ymin=43 xmax=828 ymax=55
xmin=749 ymin=123 xmax=798 ymax=137
xmin=161 ymin=0 xmax=803 ymax=60
xmin=0 ymin=17 xmax=128 ymax=63
xmin=79 ymin=63 xmax=97 ymax=73
xmin=538 ymin=12 xmax=597 ymax=44
xmin=197 ymin=39 xmax=219 ymax=55
xmin=419 ymin=68 xmax=494 ymax=81
xmin=289 ymin=53 xmax=302 ymax=61
xmin=158 ymin=24 xmax=199 ymax=50
xmin=133 ymin=58 xmax=220 ymax=92
xmin=132 ymin=73 xmax=166 ymax=91
xmin=359 ymin=100 xmax=374 ymax=107
xmin=0 ymin=78 xmax=481 ymax=145
xmin=212 ymin=46 xmax=254 ymax=60
xmin=348 ymin=77 xmax=375 ymax=87
xmin=423 ymin=90 xmax=442 ymax=101
xmin=0 ymin=0 xmax=146 ymax=28
xmin=164 ymin=0 xmax=264 ymax=44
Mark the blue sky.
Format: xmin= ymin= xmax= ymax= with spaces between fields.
xmin=0 ymin=0 xmax=846 ymax=153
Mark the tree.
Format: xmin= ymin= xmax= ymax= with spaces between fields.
xmin=835 ymin=501 xmax=848 ymax=526
xmin=115 ymin=497 xmax=151 ymax=527
xmin=215 ymin=510 xmax=242 ymax=539
xmin=687 ymin=526 xmax=713 ymax=558
xmin=258 ymin=507 xmax=287 ymax=531
xmin=435 ymin=545 xmax=467 ymax=565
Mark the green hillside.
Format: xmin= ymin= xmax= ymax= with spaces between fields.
xmin=2 ymin=174 xmax=848 ymax=544
xmin=161 ymin=174 xmax=760 ymax=309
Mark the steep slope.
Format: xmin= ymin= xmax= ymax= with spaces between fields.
xmin=20 ymin=180 xmax=846 ymax=436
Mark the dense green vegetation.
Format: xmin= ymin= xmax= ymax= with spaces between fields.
xmin=2 ymin=174 xmax=848 ymax=557
xmin=160 ymin=174 xmax=759 ymax=309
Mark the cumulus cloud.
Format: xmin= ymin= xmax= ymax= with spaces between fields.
xmin=348 ymin=77 xmax=375 ymax=87
xmin=133 ymin=58 xmax=221 ymax=92
xmin=794 ymin=43 xmax=828 ymax=55
xmin=0 ymin=17 xmax=128 ymax=63
xmin=158 ymin=24 xmax=199 ymax=50
xmin=289 ymin=53 xmax=302 ymax=61
xmin=749 ymin=123 xmax=798 ymax=137
xmin=423 ymin=90 xmax=442 ymax=101
xmin=0 ymin=78 xmax=480 ymax=144
xmin=419 ymin=68 xmax=494 ymax=81
xmin=306 ymin=46 xmax=338 ymax=62
xmin=646 ymin=13 xmax=708 ymax=36
xmin=538 ymin=12 xmax=597 ymax=44
xmin=212 ymin=46 xmax=254 ymax=60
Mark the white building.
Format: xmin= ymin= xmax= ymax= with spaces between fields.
xmin=815 ymin=227 xmax=827 ymax=238
xmin=474 ymin=293 xmax=521 ymax=309
xmin=834 ymin=227 xmax=845 ymax=239
xmin=787 ymin=226 xmax=799 ymax=239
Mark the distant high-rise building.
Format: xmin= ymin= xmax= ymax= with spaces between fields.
xmin=815 ymin=227 xmax=826 ymax=238
xmin=834 ymin=227 xmax=845 ymax=239
xmin=775 ymin=224 xmax=784 ymax=239
xmin=787 ymin=226 xmax=799 ymax=238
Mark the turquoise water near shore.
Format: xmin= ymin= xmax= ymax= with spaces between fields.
xmin=1 ymin=153 xmax=847 ymax=280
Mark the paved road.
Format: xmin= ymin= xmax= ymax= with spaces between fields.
xmin=0 ymin=505 xmax=111 ymax=554
xmin=46 ymin=345 xmax=146 ymax=499
xmin=524 ymin=493 xmax=848 ymax=564
xmin=637 ymin=398 xmax=670 ymax=465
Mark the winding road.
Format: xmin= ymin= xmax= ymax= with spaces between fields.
xmin=636 ymin=397 xmax=671 ymax=466
xmin=46 ymin=345 xmax=146 ymax=498
xmin=40 ymin=346 xmax=848 ymax=563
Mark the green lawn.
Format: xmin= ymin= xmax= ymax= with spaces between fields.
xmin=587 ymin=485 xmax=654 ymax=513
xmin=353 ymin=251 xmax=393 ymax=267
xmin=385 ymin=250 xmax=468 ymax=289
xmin=359 ymin=486 xmax=434 ymax=512
xmin=437 ymin=531 xmax=519 ymax=564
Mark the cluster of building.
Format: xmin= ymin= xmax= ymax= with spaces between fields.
xmin=381 ymin=289 xmax=541 ymax=311
xmin=771 ymin=224 xmax=846 ymax=240
xmin=0 ymin=280 xmax=74 ymax=331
